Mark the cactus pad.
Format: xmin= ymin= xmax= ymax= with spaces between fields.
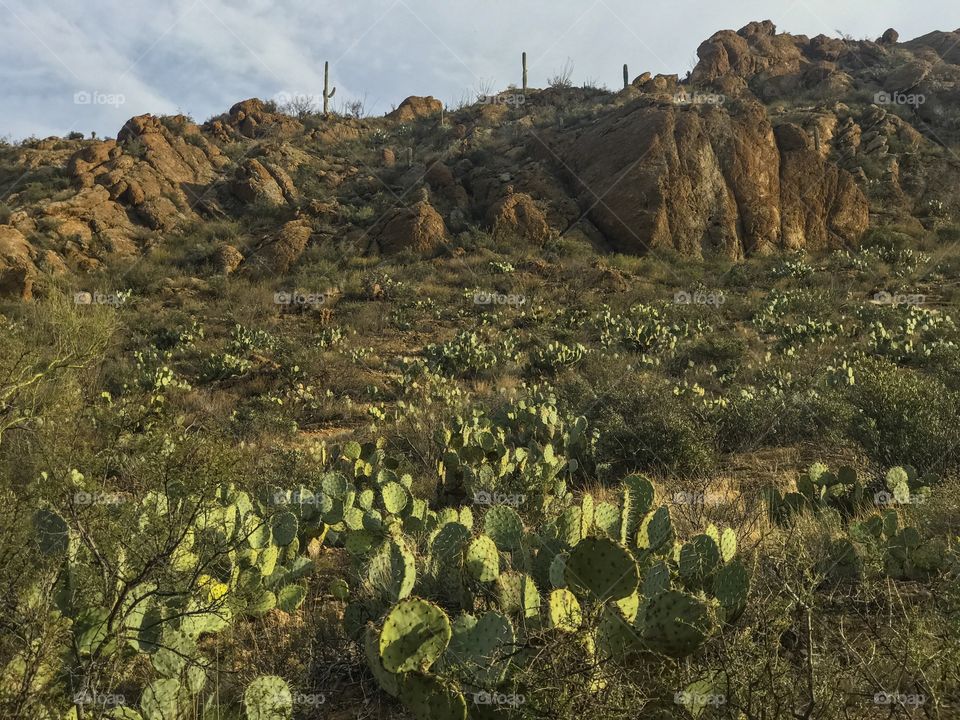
xmin=679 ymin=535 xmax=721 ymax=590
xmin=637 ymin=506 xmax=673 ymax=553
xmin=381 ymin=481 xmax=409 ymax=515
xmin=243 ymin=675 xmax=292 ymax=720
xmin=565 ymin=537 xmax=639 ymax=602
xmin=398 ymin=671 xmax=467 ymax=720
xmin=379 ymin=597 xmax=452 ymax=673
xmin=593 ymin=502 xmax=620 ymax=537
xmin=719 ymin=528 xmax=737 ymax=563
xmin=712 ymin=560 xmax=749 ymax=622
xmin=483 ymin=505 xmax=523 ymax=551
xmin=640 ymin=590 xmax=713 ymax=657
xmin=442 ymin=611 xmax=515 ymax=686
xmin=547 ymin=588 xmax=582 ymax=631
xmin=464 ymin=535 xmax=500 ymax=582
xmin=270 ymin=512 xmax=298 ymax=546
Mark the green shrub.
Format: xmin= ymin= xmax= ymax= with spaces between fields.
xmin=849 ymin=358 xmax=960 ymax=472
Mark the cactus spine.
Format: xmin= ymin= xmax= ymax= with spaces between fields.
xmin=323 ymin=61 xmax=337 ymax=115
xmin=522 ymin=52 xmax=528 ymax=93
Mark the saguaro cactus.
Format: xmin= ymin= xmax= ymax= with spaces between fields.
xmin=522 ymin=52 xmax=528 ymax=93
xmin=623 ymin=64 xmax=629 ymax=89
xmin=323 ymin=61 xmax=337 ymax=115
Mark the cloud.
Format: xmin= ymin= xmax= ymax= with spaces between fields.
xmin=0 ymin=0 xmax=957 ymax=139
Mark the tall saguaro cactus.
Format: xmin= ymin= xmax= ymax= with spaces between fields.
xmin=323 ymin=61 xmax=337 ymax=115
xmin=623 ymin=64 xmax=629 ymax=89
xmin=522 ymin=52 xmax=528 ymax=93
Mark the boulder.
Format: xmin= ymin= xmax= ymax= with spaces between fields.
xmin=488 ymin=190 xmax=551 ymax=245
xmin=0 ymin=226 xmax=37 ymax=300
xmin=248 ymin=220 xmax=312 ymax=274
xmin=375 ymin=201 xmax=447 ymax=254
xmin=212 ymin=244 xmax=244 ymax=275
xmin=879 ymin=28 xmax=900 ymax=45
xmin=387 ymin=96 xmax=443 ymax=123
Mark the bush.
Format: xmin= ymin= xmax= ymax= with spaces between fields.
xmin=849 ymin=358 xmax=960 ymax=471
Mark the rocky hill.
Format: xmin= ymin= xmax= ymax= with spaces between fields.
xmin=2 ymin=20 xmax=960 ymax=300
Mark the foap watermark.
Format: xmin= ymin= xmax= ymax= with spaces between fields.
xmin=874 ymin=91 xmax=925 ymax=108
xmin=272 ymin=490 xmax=324 ymax=507
xmin=74 ymin=91 xmax=126 ymax=108
xmin=672 ymin=490 xmax=726 ymax=507
xmin=473 ymin=490 xmax=526 ymax=508
xmin=275 ymin=291 xmax=326 ymax=307
xmin=74 ymin=291 xmax=129 ymax=306
xmin=478 ymin=93 xmax=526 ymax=107
xmin=473 ymin=691 xmax=526 ymax=708
xmin=675 ymin=691 xmax=726 ymax=708
xmin=873 ymin=291 xmax=925 ymax=307
xmin=474 ymin=291 xmax=525 ymax=307
xmin=73 ymin=691 xmax=127 ymax=707
xmin=673 ymin=90 xmax=726 ymax=106
xmin=291 ymin=692 xmax=326 ymax=707
xmin=74 ymin=491 xmax=127 ymax=506
xmin=674 ymin=290 xmax=725 ymax=307
xmin=873 ymin=692 xmax=926 ymax=708
xmin=873 ymin=490 xmax=926 ymax=507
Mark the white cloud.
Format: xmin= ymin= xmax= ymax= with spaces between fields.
xmin=0 ymin=0 xmax=957 ymax=139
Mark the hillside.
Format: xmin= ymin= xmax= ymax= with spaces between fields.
xmin=1 ymin=20 xmax=960 ymax=720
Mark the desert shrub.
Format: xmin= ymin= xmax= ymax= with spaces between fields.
xmin=586 ymin=372 xmax=716 ymax=478
xmin=848 ymin=357 xmax=960 ymax=471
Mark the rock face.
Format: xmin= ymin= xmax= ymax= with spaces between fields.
xmin=375 ymin=201 xmax=448 ymax=254
xmin=387 ymin=96 xmax=443 ymax=123
xmin=205 ymin=98 xmax=303 ymax=140
xmin=231 ymin=159 xmax=297 ymax=206
xmin=554 ymin=100 xmax=867 ymax=258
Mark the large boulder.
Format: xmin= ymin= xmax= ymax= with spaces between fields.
xmin=205 ymin=98 xmax=303 ymax=140
xmin=488 ymin=190 xmax=551 ymax=245
xmin=374 ymin=200 xmax=447 ymax=254
xmin=387 ymin=96 xmax=443 ymax=123
xmin=0 ymin=226 xmax=37 ymax=300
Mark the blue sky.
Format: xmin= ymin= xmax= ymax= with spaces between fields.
xmin=1 ymin=0 xmax=957 ymax=140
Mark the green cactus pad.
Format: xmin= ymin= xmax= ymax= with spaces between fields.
xmin=636 ymin=506 xmax=673 ymax=553
xmin=464 ymin=535 xmax=500 ymax=582
xmin=357 ymin=488 xmax=375 ymax=510
xmin=364 ymin=624 xmax=400 ymax=697
xmin=495 ymin=571 xmax=540 ymax=617
xmin=641 ymin=561 xmax=672 ymax=597
xmin=381 ymin=481 xmax=409 ymax=515
xmin=270 ymin=512 xmax=298 ymax=546
xmin=557 ymin=506 xmax=584 ymax=548
xmin=712 ymin=560 xmax=749 ymax=622
xmin=379 ymin=597 xmax=452 ymax=673
xmin=368 ymin=538 xmax=416 ymax=602
xmin=640 ymin=590 xmax=713 ymax=657
xmin=398 ymin=671 xmax=467 ymax=720
xmin=593 ymin=502 xmax=620 ymax=537
xmin=581 ymin=492 xmax=595 ymax=536
xmin=548 ymin=552 xmax=568 ymax=589
xmin=679 ymin=535 xmax=721 ymax=590
xmin=276 ymin=584 xmax=307 ymax=612
xmin=140 ymin=679 xmax=186 ymax=720
xmin=620 ymin=474 xmax=656 ymax=544
xmin=442 ymin=611 xmax=515 ymax=686
xmin=595 ymin=604 xmax=639 ymax=660
xmin=248 ymin=590 xmax=277 ymax=616
xmin=565 ymin=537 xmax=639 ymax=602
xmin=243 ymin=675 xmax=292 ymax=720
xmin=719 ymin=528 xmax=737 ymax=563
xmin=483 ymin=505 xmax=523 ymax=551
xmin=547 ymin=588 xmax=582 ymax=631
xmin=431 ymin=522 xmax=472 ymax=562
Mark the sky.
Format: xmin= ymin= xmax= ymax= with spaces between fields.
xmin=1 ymin=0 xmax=958 ymax=141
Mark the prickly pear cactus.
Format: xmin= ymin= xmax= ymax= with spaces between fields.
xmin=440 ymin=611 xmax=515 ymax=686
xmin=379 ymin=598 xmax=452 ymax=673
xmin=547 ymin=588 xmax=582 ymax=632
xmin=637 ymin=506 xmax=673 ymax=553
xmin=398 ymin=671 xmax=467 ymax=720
xmin=712 ymin=560 xmax=750 ymax=622
xmin=483 ymin=505 xmax=524 ymax=551
xmin=679 ymin=534 xmax=721 ymax=590
xmin=620 ymin=475 xmax=655 ymax=545
xmin=565 ymin=537 xmax=639 ymax=602
xmin=639 ymin=590 xmax=713 ymax=658
xmin=464 ymin=535 xmax=500 ymax=582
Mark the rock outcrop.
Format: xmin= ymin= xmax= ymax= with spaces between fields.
xmin=554 ymin=100 xmax=868 ymax=258
xmin=387 ymin=96 xmax=443 ymax=123
xmin=488 ymin=189 xmax=552 ymax=245
xmin=0 ymin=226 xmax=36 ymax=300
